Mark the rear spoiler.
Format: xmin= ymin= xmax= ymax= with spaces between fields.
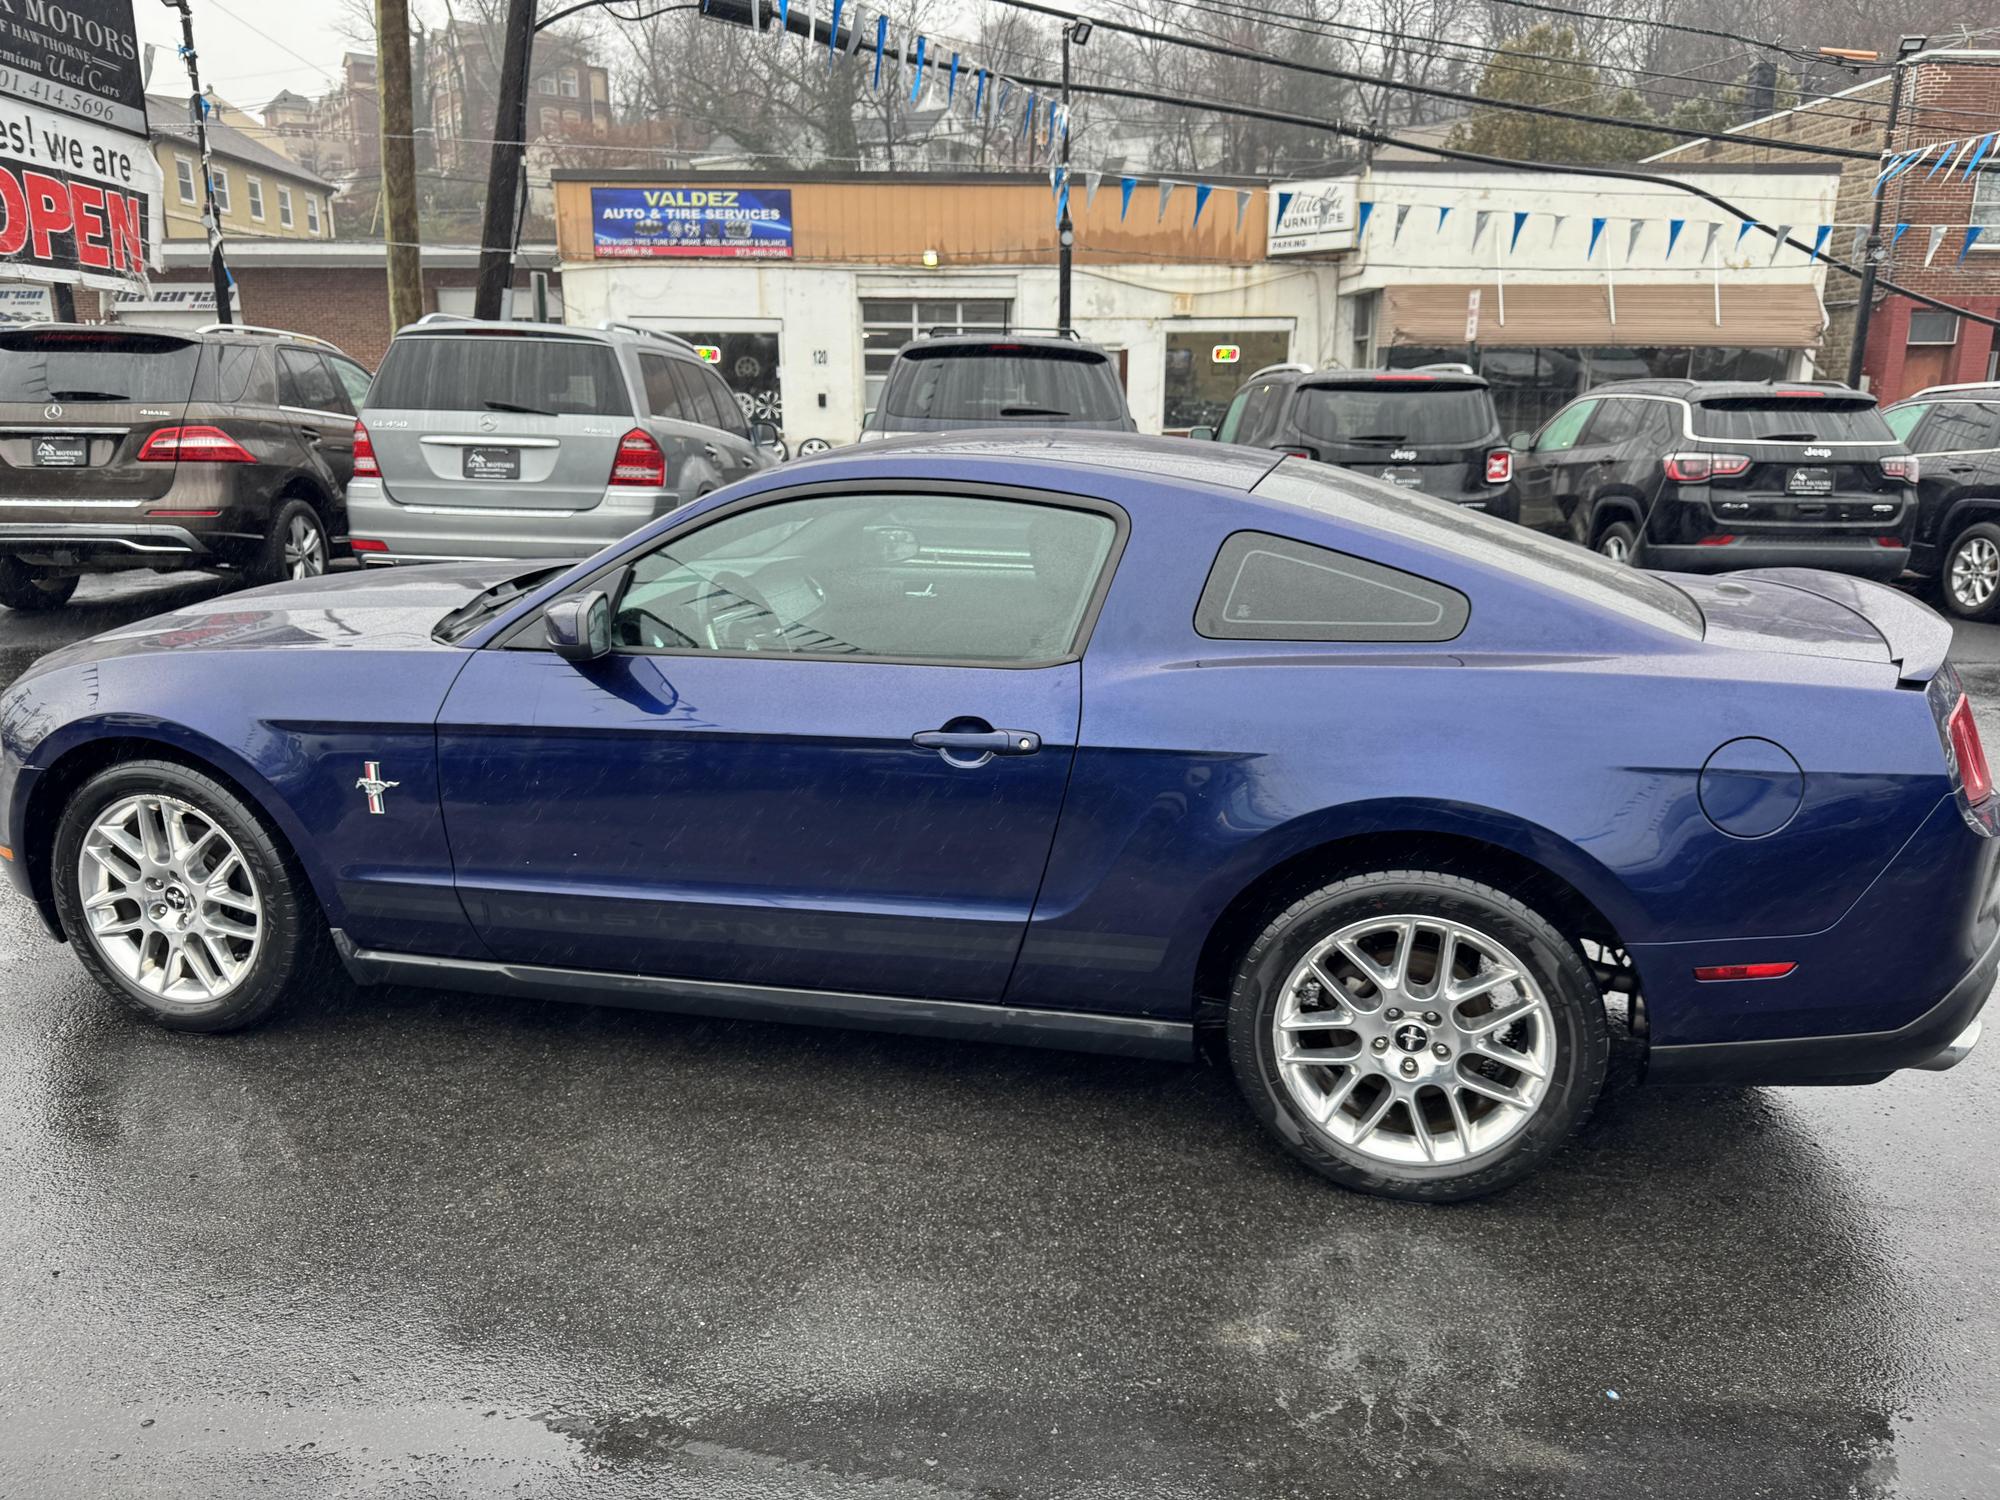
xmin=1734 ymin=568 xmax=1951 ymax=683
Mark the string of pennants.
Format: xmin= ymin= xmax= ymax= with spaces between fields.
xmin=1876 ymin=131 xmax=2000 ymax=191
xmin=1338 ymin=199 xmax=1990 ymax=266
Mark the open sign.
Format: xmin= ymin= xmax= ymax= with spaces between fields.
xmin=1212 ymin=344 xmax=1242 ymax=364
xmin=692 ymin=345 xmax=722 ymax=364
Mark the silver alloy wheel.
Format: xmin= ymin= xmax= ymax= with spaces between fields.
xmin=285 ymin=513 xmax=327 ymax=580
xmin=1596 ymin=532 xmax=1631 ymax=564
xmin=76 ymin=793 xmax=262 ymax=1006
xmin=1273 ymin=915 xmax=1556 ymax=1167
xmin=1951 ymin=534 xmax=2000 ymax=611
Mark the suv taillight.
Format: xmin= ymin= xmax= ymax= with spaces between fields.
xmin=1485 ymin=448 xmax=1512 ymax=484
xmin=1663 ymin=452 xmax=1751 ymax=483
xmin=137 ymin=425 xmax=255 ymax=463
xmin=352 ymin=421 xmax=379 ymax=478
xmin=1949 ymin=693 xmax=1993 ymax=804
xmin=1881 ymin=454 xmax=1920 ymax=483
xmin=610 ymin=428 xmax=666 ymax=487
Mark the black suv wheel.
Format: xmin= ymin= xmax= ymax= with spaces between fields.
xmin=0 ymin=557 xmax=79 ymax=612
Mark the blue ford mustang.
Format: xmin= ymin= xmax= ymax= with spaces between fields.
xmin=3 ymin=434 xmax=1995 ymax=1200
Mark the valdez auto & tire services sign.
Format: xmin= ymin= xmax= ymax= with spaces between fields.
xmin=0 ymin=0 xmax=148 ymax=135
xmin=0 ymin=100 xmax=159 ymax=286
xmin=591 ymin=187 xmax=794 ymax=260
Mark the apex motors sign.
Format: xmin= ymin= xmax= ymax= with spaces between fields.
xmin=1268 ymin=177 xmax=1360 ymax=256
xmin=592 ymin=187 xmax=794 ymax=260
xmin=0 ymin=0 xmax=148 ymax=135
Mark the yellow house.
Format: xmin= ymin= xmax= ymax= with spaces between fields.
xmin=147 ymin=92 xmax=336 ymax=242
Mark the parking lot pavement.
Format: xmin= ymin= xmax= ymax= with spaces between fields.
xmin=1 ymin=573 xmax=1997 ymax=1499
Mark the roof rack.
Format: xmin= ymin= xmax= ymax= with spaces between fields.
xmin=1415 ymin=361 xmax=1477 ymax=375
xmin=1908 ymin=380 xmax=2000 ymax=398
xmin=414 ymin=312 xmax=473 ymax=325
xmin=1246 ymin=361 xmax=1313 ymax=381
xmin=923 ymin=324 xmax=1083 ymax=340
xmin=597 ymin=320 xmax=698 ymax=352
xmin=196 ymin=322 xmax=341 ymax=352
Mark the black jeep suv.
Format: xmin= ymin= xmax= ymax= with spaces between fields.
xmin=1193 ymin=366 xmax=1516 ymax=517
xmin=0 ymin=323 xmax=372 ymax=611
xmin=1510 ymin=379 xmax=1916 ymax=577
xmin=1884 ymin=385 xmax=2000 ymax=619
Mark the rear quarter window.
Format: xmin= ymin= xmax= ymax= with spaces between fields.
xmin=367 ymin=335 xmax=627 ymax=417
xmin=1195 ymin=529 xmax=1470 ymax=643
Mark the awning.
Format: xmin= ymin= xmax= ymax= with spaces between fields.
xmin=1381 ymin=281 xmax=1825 ymax=348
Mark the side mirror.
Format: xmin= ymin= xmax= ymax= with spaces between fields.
xmin=544 ymin=590 xmax=610 ymax=665
xmin=1510 ymin=430 xmax=1533 ymax=452
xmin=1187 ymin=426 xmax=1216 ymax=442
xmin=749 ymin=419 xmax=782 ymax=448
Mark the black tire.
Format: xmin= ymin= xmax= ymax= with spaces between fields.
xmin=1226 ymin=870 xmax=1609 ymax=1202
xmin=52 ymin=759 xmax=317 ymax=1033
xmin=1938 ymin=521 xmax=2000 ymax=622
xmin=0 ymin=557 xmax=79 ymax=611
xmin=249 ymin=497 xmax=330 ymax=586
xmin=1593 ymin=518 xmax=1640 ymax=565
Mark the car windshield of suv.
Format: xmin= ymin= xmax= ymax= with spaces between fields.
xmin=1693 ymin=397 xmax=1895 ymax=443
xmin=0 ymin=330 xmax=202 ymax=404
xmin=884 ymin=345 xmax=1126 ymax=422
xmin=1292 ymin=383 xmax=1494 ymax=446
xmin=368 ymin=335 xmax=626 ymax=417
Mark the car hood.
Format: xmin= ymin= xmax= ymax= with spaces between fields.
xmin=23 ymin=562 xmax=536 ymax=678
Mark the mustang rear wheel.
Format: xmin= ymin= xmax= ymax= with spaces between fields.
xmin=53 ymin=760 xmax=315 ymax=1032
xmin=1227 ymin=871 xmax=1608 ymax=1201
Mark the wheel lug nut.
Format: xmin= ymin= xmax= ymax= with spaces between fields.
xmin=1385 ymin=1007 xmax=1403 ymax=1021
xmin=1371 ymin=1037 xmax=1389 ymax=1053
xmin=1433 ymin=1043 xmax=1451 ymax=1059
xmin=1400 ymin=1058 xmax=1419 ymax=1076
xmin=1423 ymin=1011 xmax=1441 ymax=1026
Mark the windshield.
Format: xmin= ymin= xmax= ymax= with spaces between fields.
xmin=1693 ymin=398 xmax=1895 ymax=443
xmin=0 ymin=330 xmax=201 ymax=404
xmin=433 ymin=564 xmax=570 ymax=644
xmin=369 ymin=336 xmax=626 ymax=417
xmin=1292 ymin=384 xmax=1495 ymax=447
xmin=883 ymin=346 xmax=1128 ymax=423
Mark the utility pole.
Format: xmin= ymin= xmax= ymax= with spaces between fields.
xmin=163 ymin=0 xmax=234 ymax=325
xmin=1057 ymin=20 xmax=1090 ymax=333
xmin=1847 ymin=35 xmax=1928 ymax=389
xmin=475 ymin=0 xmax=537 ymax=320
xmin=376 ymin=0 xmax=424 ymax=331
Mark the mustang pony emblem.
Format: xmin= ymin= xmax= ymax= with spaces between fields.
xmin=355 ymin=761 xmax=400 ymax=814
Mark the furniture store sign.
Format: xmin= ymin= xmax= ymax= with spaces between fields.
xmin=590 ymin=187 xmax=794 ymax=260
xmin=0 ymin=0 xmax=147 ymax=136
xmin=1268 ymin=177 xmax=1360 ymax=256
xmin=0 ymin=98 xmax=160 ymax=287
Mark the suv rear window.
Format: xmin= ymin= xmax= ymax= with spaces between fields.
xmin=884 ymin=345 xmax=1126 ymax=423
xmin=368 ymin=335 xmax=626 ymax=417
xmin=1693 ymin=397 xmax=1895 ymax=443
xmin=0 ymin=330 xmax=201 ymax=404
xmin=1293 ymin=382 xmax=1495 ymax=446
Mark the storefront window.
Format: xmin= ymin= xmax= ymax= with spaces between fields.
xmin=668 ymin=331 xmax=783 ymax=425
xmin=1163 ymin=329 xmax=1290 ymax=432
xmin=861 ymin=299 xmax=1011 ymax=415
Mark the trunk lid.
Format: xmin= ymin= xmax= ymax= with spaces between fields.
xmin=1692 ymin=392 xmax=1909 ymax=535
xmin=1673 ymin=568 xmax=1951 ymax=679
xmin=0 ymin=328 xmax=201 ymax=507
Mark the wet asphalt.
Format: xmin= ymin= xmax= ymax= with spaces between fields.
xmin=1 ymin=572 xmax=1998 ymax=1499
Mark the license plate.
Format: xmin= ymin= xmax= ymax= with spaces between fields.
xmin=463 ymin=446 xmax=521 ymax=481
xmin=1787 ymin=467 xmax=1833 ymax=496
xmin=33 ymin=434 xmax=87 ymax=467
xmin=1378 ymin=466 xmax=1424 ymax=488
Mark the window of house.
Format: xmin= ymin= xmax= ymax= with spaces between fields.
xmin=306 ymin=196 xmax=321 ymax=235
xmin=538 ymin=76 xmax=557 ymax=95
xmin=563 ymin=109 xmax=582 ymax=128
xmin=278 ymin=186 xmax=294 ymax=228
xmin=175 ymin=156 xmax=196 ymax=203
xmin=209 ymin=168 xmax=231 ymax=214
xmin=1195 ymin=530 xmax=1470 ymax=644
xmin=539 ymin=106 xmax=560 ymax=134
xmin=1909 ymin=309 xmax=1960 ymax=346
xmin=247 ymin=177 xmax=265 ymax=220
xmin=560 ymin=69 xmax=580 ymax=97
xmin=860 ymin=298 xmax=1011 ymax=413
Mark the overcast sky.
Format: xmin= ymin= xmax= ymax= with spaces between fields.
xmin=136 ymin=0 xmax=356 ymax=109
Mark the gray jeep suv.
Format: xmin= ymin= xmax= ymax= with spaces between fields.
xmin=346 ymin=318 xmax=782 ymax=565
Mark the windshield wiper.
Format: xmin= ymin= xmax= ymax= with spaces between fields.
xmin=1347 ymin=432 xmax=1409 ymax=444
xmin=482 ymin=399 xmax=556 ymax=416
xmin=1757 ymin=431 xmax=1820 ymax=442
xmin=433 ymin=564 xmax=567 ymax=644
xmin=998 ymin=405 xmax=1072 ymax=417
xmin=45 ymin=389 xmax=129 ymax=401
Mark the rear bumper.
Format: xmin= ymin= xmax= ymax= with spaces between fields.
xmin=0 ymin=521 xmax=210 ymax=565
xmin=1645 ymin=538 xmax=1908 ymax=579
xmin=345 ymin=478 xmax=668 ymax=564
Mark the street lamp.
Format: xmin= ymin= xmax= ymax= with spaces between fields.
xmin=1058 ymin=18 xmax=1090 ymax=334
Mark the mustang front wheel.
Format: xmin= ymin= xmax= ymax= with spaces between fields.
xmin=53 ymin=760 xmax=315 ymax=1031
xmin=1227 ymin=871 xmax=1608 ymax=1201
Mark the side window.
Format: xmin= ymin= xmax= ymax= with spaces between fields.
xmin=1216 ymin=387 xmax=1254 ymax=443
xmin=1917 ymin=401 xmax=2000 ymax=453
xmin=609 ymin=493 xmax=1119 ymax=664
xmin=1237 ymin=383 xmax=1285 ymax=446
xmin=1635 ymin=400 xmax=1677 ymax=449
xmin=329 ymin=356 xmax=373 ymax=412
xmin=639 ymin=353 xmax=686 ymax=419
xmin=215 ymin=344 xmax=272 ymax=405
xmin=1579 ymin=398 xmax=1640 ymax=448
xmin=1194 ymin=530 xmax=1469 ymax=644
xmin=667 ymin=359 xmax=723 ymax=429
xmin=277 ymin=348 xmax=341 ymax=412
xmin=1535 ymin=399 xmax=1597 ymax=453
xmin=1884 ymin=402 xmax=1931 ymax=445
xmin=702 ymin=366 xmax=749 ymax=436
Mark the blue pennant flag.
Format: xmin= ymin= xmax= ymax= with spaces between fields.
xmin=1665 ymin=218 xmax=1685 ymax=258
xmin=1893 ymin=222 xmax=1911 ymax=246
xmin=1587 ymin=216 xmax=1606 ymax=259
xmin=947 ymin=51 xmax=959 ymax=104
xmin=1275 ymin=190 xmax=1294 ymax=228
xmin=1735 ymin=220 xmax=1755 ymax=251
xmin=973 ymin=68 xmax=985 ymax=116
xmin=826 ymin=0 xmax=843 ymax=58
xmin=1120 ymin=176 xmax=1136 ymax=221
xmin=1928 ymin=141 xmax=1961 ymax=178
xmin=1056 ymin=177 xmax=1069 ymax=223
xmin=1193 ymin=182 xmax=1213 ymax=229
xmin=1964 ymin=133 xmax=1997 ymax=179
xmin=1436 ymin=205 xmax=1451 ymax=234
xmin=1811 ymin=224 xmax=1831 ymax=259
xmin=1510 ymin=210 xmax=1530 ymax=253
xmin=776 ymin=0 xmax=790 ymax=31
xmin=872 ymin=14 xmax=886 ymax=88
xmin=907 ymin=35 xmax=925 ymax=103
xmin=1355 ymin=200 xmax=1374 ymax=239
xmin=1020 ymin=91 xmax=1034 ymax=138
xmin=1962 ymin=226 xmax=1988 ymax=261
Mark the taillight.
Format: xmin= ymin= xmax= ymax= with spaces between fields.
xmin=1697 ymin=534 xmax=1739 ymax=546
xmin=1663 ymin=453 xmax=1751 ymax=483
xmin=137 ymin=425 xmax=255 ymax=463
xmin=1485 ymin=448 xmax=1512 ymax=484
xmin=1876 ymin=536 xmax=1906 ymax=548
xmin=352 ymin=421 xmax=379 ymax=478
xmin=1881 ymin=455 xmax=1920 ymax=483
xmin=1948 ymin=692 xmax=1993 ymax=804
xmin=610 ymin=428 xmax=666 ymax=487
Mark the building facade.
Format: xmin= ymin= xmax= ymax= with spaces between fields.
xmin=148 ymin=94 xmax=337 ymax=244
xmin=1652 ymin=47 xmax=2000 ymax=401
xmin=430 ymin=25 xmax=611 ymax=174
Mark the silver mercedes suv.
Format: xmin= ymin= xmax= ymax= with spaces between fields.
xmin=345 ymin=317 xmax=782 ymax=564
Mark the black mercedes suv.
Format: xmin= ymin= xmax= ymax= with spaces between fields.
xmin=1192 ymin=366 xmax=1516 ymax=517
xmin=1510 ymin=379 xmax=1917 ymax=577
xmin=0 ymin=323 xmax=372 ymax=611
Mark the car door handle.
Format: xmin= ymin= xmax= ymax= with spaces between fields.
xmin=299 ymin=426 xmax=322 ymax=444
xmin=703 ymin=443 xmax=723 ymax=461
xmin=913 ymin=728 xmax=1041 ymax=755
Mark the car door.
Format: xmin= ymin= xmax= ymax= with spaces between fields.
xmin=434 ymin=485 xmax=1124 ymax=1002
xmin=276 ymin=346 xmax=357 ymax=492
xmin=664 ymin=359 xmax=739 ymax=498
xmin=1514 ymin=398 xmax=1597 ymax=535
xmin=1913 ymin=401 xmax=2000 ymax=556
xmin=636 ymin=351 xmax=706 ymax=501
xmin=694 ymin=361 xmax=761 ymax=474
